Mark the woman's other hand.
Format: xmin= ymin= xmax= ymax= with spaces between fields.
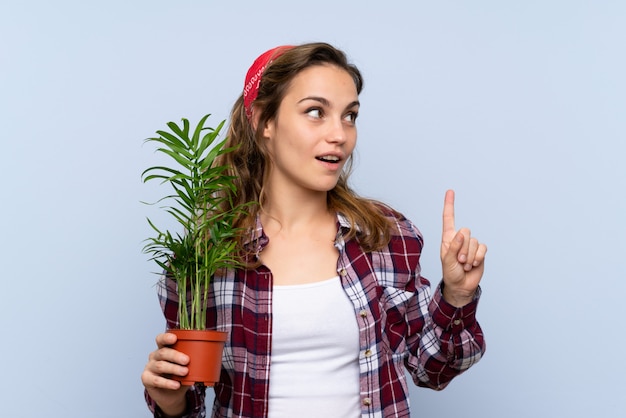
xmin=440 ymin=190 xmax=488 ymax=307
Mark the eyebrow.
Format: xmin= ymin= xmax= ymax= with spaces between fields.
xmin=298 ymin=96 xmax=360 ymax=109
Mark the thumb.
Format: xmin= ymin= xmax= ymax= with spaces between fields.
xmin=157 ymin=332 xmax=178 ymax=348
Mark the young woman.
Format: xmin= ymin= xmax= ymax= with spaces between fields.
xmin=142 ymin=42 xmax=487 ymax=418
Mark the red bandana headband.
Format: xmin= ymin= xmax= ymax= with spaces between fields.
xmin=243 ymin=45 xmax=294 ymax=120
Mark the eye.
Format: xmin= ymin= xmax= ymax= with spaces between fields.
xmin=344 ymin=111 xmax=358 ymax=124
xmin=306 ymin=108 xmax=323 ymax=119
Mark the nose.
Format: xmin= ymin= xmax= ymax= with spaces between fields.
xmin=326 ymin=116 xmax=348 ymax=144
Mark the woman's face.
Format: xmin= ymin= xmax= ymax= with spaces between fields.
xmin=262 ymin=64 xmax=359 ymax=195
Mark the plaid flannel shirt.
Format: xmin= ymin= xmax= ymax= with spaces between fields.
xmin=146 ymin=210 xmax=485 ymax=417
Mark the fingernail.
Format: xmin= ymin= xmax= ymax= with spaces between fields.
xmin=464 ymin=263 xmax=472 ymax=271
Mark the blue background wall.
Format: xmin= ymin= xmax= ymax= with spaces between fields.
xmin=1 ymin=1 xmax=624 ymax=416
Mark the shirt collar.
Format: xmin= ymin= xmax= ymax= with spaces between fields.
xmin=243 ymin=212 xmax=358 ymax=253
xmin=336 ymin=212 xmax=352 ymax=230
xmin=242 ymin=215 xmax=268 ymax=257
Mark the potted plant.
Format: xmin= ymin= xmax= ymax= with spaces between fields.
xmin=142 ymin=114 xmax=245 ymax=386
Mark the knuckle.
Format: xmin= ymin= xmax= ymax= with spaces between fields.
xmin=141 ymin=369 xmax=154 ymax=386
xmin=152 ymin=375 xmax=164 ymax=388
xmin=154 ymin=360 xmax=169 ymax=375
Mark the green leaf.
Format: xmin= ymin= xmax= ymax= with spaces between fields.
xmin=192 ymin=113 xmax=212 ymax=144
xmin=167 ymin=119 xmax=190 ymax=143
xmin=157 ymin=148 xmax=195 ymax=170
xmin=151 ymin=130 xmax=186 ymax=150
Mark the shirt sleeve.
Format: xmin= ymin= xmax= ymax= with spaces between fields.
xmin=145 ymin=385 xmax=207 ymax=418
xmin=404 ymin=278 xmax=486 ymax=390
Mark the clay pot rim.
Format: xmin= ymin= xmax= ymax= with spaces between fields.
xmin=168 ymin=329 xmax=228 ymax=342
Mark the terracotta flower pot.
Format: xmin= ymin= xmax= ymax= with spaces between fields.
xmin=170 ymin=329 xmax=228 ymax=386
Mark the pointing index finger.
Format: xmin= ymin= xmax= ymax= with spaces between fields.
xmin=442 ymin=189 xmax=456 ymax=241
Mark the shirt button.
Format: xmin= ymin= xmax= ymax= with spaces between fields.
xmin=359 ymin=310 xmax=368 ymax=318
xmin=364 ymin=349 xmax=372 ymax=357
xmin=339 ymin=268 xmax=347 ymax=276
xmin=363 ymin=397 xmax=372 ymax=406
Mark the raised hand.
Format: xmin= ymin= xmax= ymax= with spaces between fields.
xmin=440 ymin=190 xmax=487 ymax=307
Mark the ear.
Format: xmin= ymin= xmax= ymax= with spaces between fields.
xmin=251 ymin=107 xmax=272 ymax=137
xmin=262 ymin=118 xmax=274 ymax=140
xmin=256 ymin=114 xmax=274 ymax=141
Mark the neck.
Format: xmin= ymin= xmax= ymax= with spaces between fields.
xmin=261 ymin=189 xmax=333 ymax=234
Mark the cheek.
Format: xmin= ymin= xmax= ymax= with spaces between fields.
xmin=347 ymin=133 xmax=358 ymax=153
xmin=269 ymin=130 xmax=304 ymax=162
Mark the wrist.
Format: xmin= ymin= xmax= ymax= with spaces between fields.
xmin=156 ymin=399 xmax=188 ymax=418
xmin=441 ymin=283 xmax=475 ymax=307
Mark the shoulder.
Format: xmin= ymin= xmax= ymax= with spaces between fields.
xmin=372 ymin=201 xmax=424 ymax=243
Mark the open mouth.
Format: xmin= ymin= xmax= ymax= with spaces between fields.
xmin=315 ymin=155 xmax=341 ymax=164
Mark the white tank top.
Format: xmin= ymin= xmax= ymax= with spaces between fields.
xmin=268 ymin=276 xmax=361 ymax=418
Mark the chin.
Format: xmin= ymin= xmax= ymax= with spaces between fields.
xmin=320 ymin=182 xmax=341 ymax=192
xmin=303 ymin=176 xmax=341 ymax=193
